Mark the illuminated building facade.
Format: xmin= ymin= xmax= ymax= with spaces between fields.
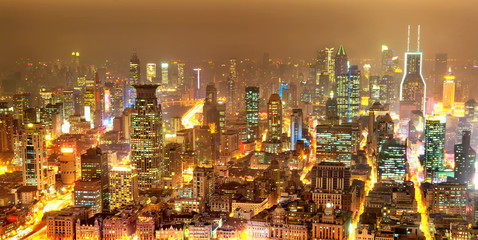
xmin=336 ymin=65 xmax=360 ymax=123
xmin=245 ymin=86 xmax=259 ymax=141
xmin=443 ymin=69 xmax=455 ymax=109
xmin=315 ymin=123 xmax=360 ymax=167
xmin=146 ymin=63 xmax=156 ymax=83
xmin=59 ymin=148 xmax=78 ymax=185
xmin=267 ymin=94 xmax=282 ymax=142
xmin=21 ymin=123 xmax=48 ymax=191
xmin=377 ymin=140 xmax=407 ymax=182
xmin=84 ymin=78 xmax=95 ymax=123
xmin=334 ymin=45 xmax=348 ymax=76
xmin=129 ymin=51 xmax=140 ymax=106
xmin=203 ymin=83 xmax=220 ymax=130
xmin=430 ymin=182 xmax=467 ymax=215
xmin=454 ymin=130 xmax=476 ymax=188
xmin=290 ymin=109 xmax=303 ymax=150
xmin=435 ymin=53 xmax=448 ymax=99
xmin=74 ymin=180 xmax=102 ymax=214
xmin=62 ymin=90 xmax=74 ymax=118
xmin=400 ymin=26 xmax=426 ymax=117
xmin=424 ymin=117 xmax=446 ymax=182
xmin=12 ymin=92 xmax=32 ymax=121
xmin=161 ymin=62 xmax=169 ymax=87
xmin=109 ymin=165 xmax=139 ymax=209
xmin=227 ymin=58 xmax=237 ymax=115
xmin=465 ymin=99 xmax=477 ymax=121
xmin=81 ymin=147 xmax=109 ymax=211
xmin=131 ymin=85 xmax=163 ymax=190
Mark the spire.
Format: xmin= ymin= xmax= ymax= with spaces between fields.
xmin=337 ymin=44 xmax=346 ymax=56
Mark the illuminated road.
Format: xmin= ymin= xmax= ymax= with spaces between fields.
xmin=181 ymin=101 xmax=203 ymax=129
xmin=349 ymin=130 xmax=377 ymax=240
xmin=300 ymin=127 xmax=317 ymax=184
xmin=407 ymin=142 xmax=432 ymax=240
xmin=9 ymin=193 xmax=72 ymax=240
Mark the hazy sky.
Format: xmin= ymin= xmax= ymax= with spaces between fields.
xmin=1 ymin=0 xmax=477 ymax=64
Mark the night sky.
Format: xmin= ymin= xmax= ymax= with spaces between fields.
xmin=1 ymin=0 xmax=477 ymax=63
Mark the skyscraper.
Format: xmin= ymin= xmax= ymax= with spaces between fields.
xmin=203 ymin=83 xmax=220 ymax=131
xmin=424 ymin=117 xmax=446 ymax=182
xmin=443 ymin=69 xmax=455 ymax=109
xmin=94 ymin=72 xmax=103 ymax=128
xmin=400 ymin=26 xmax=426 ymax=117
xmin=454 ymin=130 xmax=476 ymax=188
xmin=109 ymin=165 xmax=139 ymax=209
xmin=21 ymin=123 xmax=48 ymax=191
xmin=334 ymin=45 xmax=348 ymax=76
xmin=81 ymin=147 xmax=109 ymax=211
xmin=131 ymin=85 xmax=163 ymax=191
xmin=129 ymin=51 xmax=140 ymax=106
xmin=161 ymin=62 xmax=169 ymax=87
xmin=378 ymin=140 xmax=407 ymax=182
xmin=267 ymin=94 xmax=282 ymax=142
xmin=435 ymin=53 xmax=448 ymax=99
xmin=337 ymin=65 xmax=360 ymax=123
xmin=380 ymin=45 xmax=398 ymax=75
xmin=290 ymin=109 xmax=303 ymax=150
xmin=245 ymin=86 xmax=259 ymax=141
xmin=146 ymin=63 xmax=156 ymax=83
xmin=227 ymin=58 xmax=237 ymax=115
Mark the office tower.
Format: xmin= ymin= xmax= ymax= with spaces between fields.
xmin=290 ymin=109 xmax=303 ymax=150
xmin=378 ymin=140 xmax=407 ymax=182
xmin=435 ymin=53 xmax=448 ymax=98
xmin=335 ymin=45 xmax=348 ymax=76
xmin=84 ymin=77 xmax=95 ymax=123
xmin=455 ymin=130 xmax=476 ymax=188
xmin=465 ymin=99 xmax=477 ymax=121
xmin=59 ymin=147 xmax=78 ymax=186
xmin=146 ymin=63 xmax=156 ymax=83
xmin=161 ymin=62 xmax=169 ymax=87
xmin=430 ymin=182 xmax=467 ymax=215
xmin=227 ymin=58 xmax=237 ymax=115
xmin=81 ymin=147 xmax=109 ymax=211
xmin=164 ymin=143 xmax=183 ymax=188
xmin=12 ymin=92 xmax=32 ymax=121
xmin=0 ymin=112 xmax=18 ymax=153
xmin=192 ymin=167 xmax=214 ymax=205
xmin=21 ymin=123 xmax=48 ymax=191
xmin=129 ymin=51 xmax=140 ymax=106
xmin=245 ymin=86 xmax=259 ymax=141
xmin=337 ymin=65 xmax=360 ymax=123
xmin=113 ymin=79 xmax=125 ymax=117
xmin=62 ymin=90 xmax=74 ymax=118
xmin=311 ymin=162 xmax=351 ymax=210
xmin=203 ymin=83 xmax=220 ymax=130
xmin=376 ymin=113 xmax=394 ymax=152
xmin=424 ymin=117 xmax=446 ymax=182
xmin=177 ymin=63 xmax=185 ymax=89
xmin=267 ymin=94 xmax=282 ymax=142
xmin=381 ymin=45 xmax=398 ymax=75
xmin=94 ymin=72 xmax=103 ymax=128
xmin=325 ymin=96 xmax=339 ymax=124
xmin=73 ymin=180 xmax=102 ymax=214
xmin=400 ymin=26 xmax=426 ymax=117
xmin=131 ymin=85 xmax=163 ymax=190
xmin=109 ymin=165 xmax=139 ymax=209
xmin=316 ymin=123 xmax=360 ymax=167
xmin=443 ymin=69 xmax=455 ymax=109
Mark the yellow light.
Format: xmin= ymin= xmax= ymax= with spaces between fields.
xmin=60 ymin=148 xmax=74 ymax=153
xmin=27 ymin=123 xmax=33 ymax=128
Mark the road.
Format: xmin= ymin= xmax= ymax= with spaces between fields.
xmin=181 ymin=101 xmax=203 ymax=129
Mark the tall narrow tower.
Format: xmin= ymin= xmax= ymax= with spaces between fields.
xmin=129 ymin=51 xmax=141 ymax=106
xmin=131 ymin=85 xmax=163 ymax=191
xmin=442 ymin=68 xmax=455 ymax=109
xmin=245 ymin=86 xmax=260 ymax=141
xmin=267 ymin=94 xmax=282 ymax=142
xmin=400 ymin=25 xmax=426 ymax=118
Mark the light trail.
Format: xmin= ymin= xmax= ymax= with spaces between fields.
xmin=181 ymin=101 xmax=203 ymax=129
xmin=407 ymin=142 xmax=432 ymax=240
xmin=300 ymin=127 xmax=317 ymax=184
xmin=349 ymin=130 xmax=377 ymax=240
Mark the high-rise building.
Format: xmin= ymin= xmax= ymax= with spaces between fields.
xmin=334 ymin=45 xmax=348 ymax=76
xmin=109 ymin=165 xmax=139 ymax=209
xmin=59 ymin=147 xmax=78 ymax=186
xmin=161 ymin=62 xmax=169 ymax=87
xmin=164 ymin=143 xmax=183 ymax=189
xmin=267 ymin=94 xmax=282 ymax=142
xmin=131 ymin=85 xmax=163 ymax=190
xmin=424 ymin=117 xmax=446 ymax=182
xmin=290 ymin=109 xmax=303 ymax=150
xmin=312 ymin=162 xmax=350 ymax=191
xmin=455 ymin=130 xmax=476 ymax=188
xmin=129 ymin=51 xmax=140 ymax=106
xmin=443 ymin=69 xmax=455 ymax=109
xmin=325 ymin=96 xmax=339 ymax=124
xmin=337 ymin=65 xmax=360 ymax=123
xmin=227 ymin=58 xmax=237 ymax=115
xmin=316 ymin=123 xmax=360 ymax=167
xmin=435 ymin=53 xmax=448 ymax=99
xmin=203 ymin=83 xmax=220 ymax=131
xmin=192 ymin=167 xmax=214 ymax=205
xmin=94 ymin=72 xmax=103 ymax=128
xmin=380 ymin=45 xmax=399 ymax=75
xmin=465 ymin=99 xmax=477 ymax=121
xmin=13 ymin=92 xmax=32 ymax=121
xmin=81 ymin=147 xmax=109 ymax=211
xmin=430 ymin=182 xmax=467 ymax=215
xmin=177 ymin=63 xmax=185 ymax=89
xmin=378 ymin=140 xmax=407 ymax=182
xmin=400 ymin=26 xmax=426 ymax=117
xmin=245 ymin=86 xmax=259 ymax=141
xmin=73 ymin=180 xmax=102 ymax=214
xmin=21 ymin=123 xmax=48 ymax=191
xmin=62 ymin=90 xmax=74 ymax=118
xmin=146 ymin=63 xmax=156 ymax=83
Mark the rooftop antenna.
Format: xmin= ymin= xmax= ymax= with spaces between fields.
xmin=407 ymin=25 xmax=410 ymax=52
xmin=417 ymin=25 xmax=421 ymax=52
